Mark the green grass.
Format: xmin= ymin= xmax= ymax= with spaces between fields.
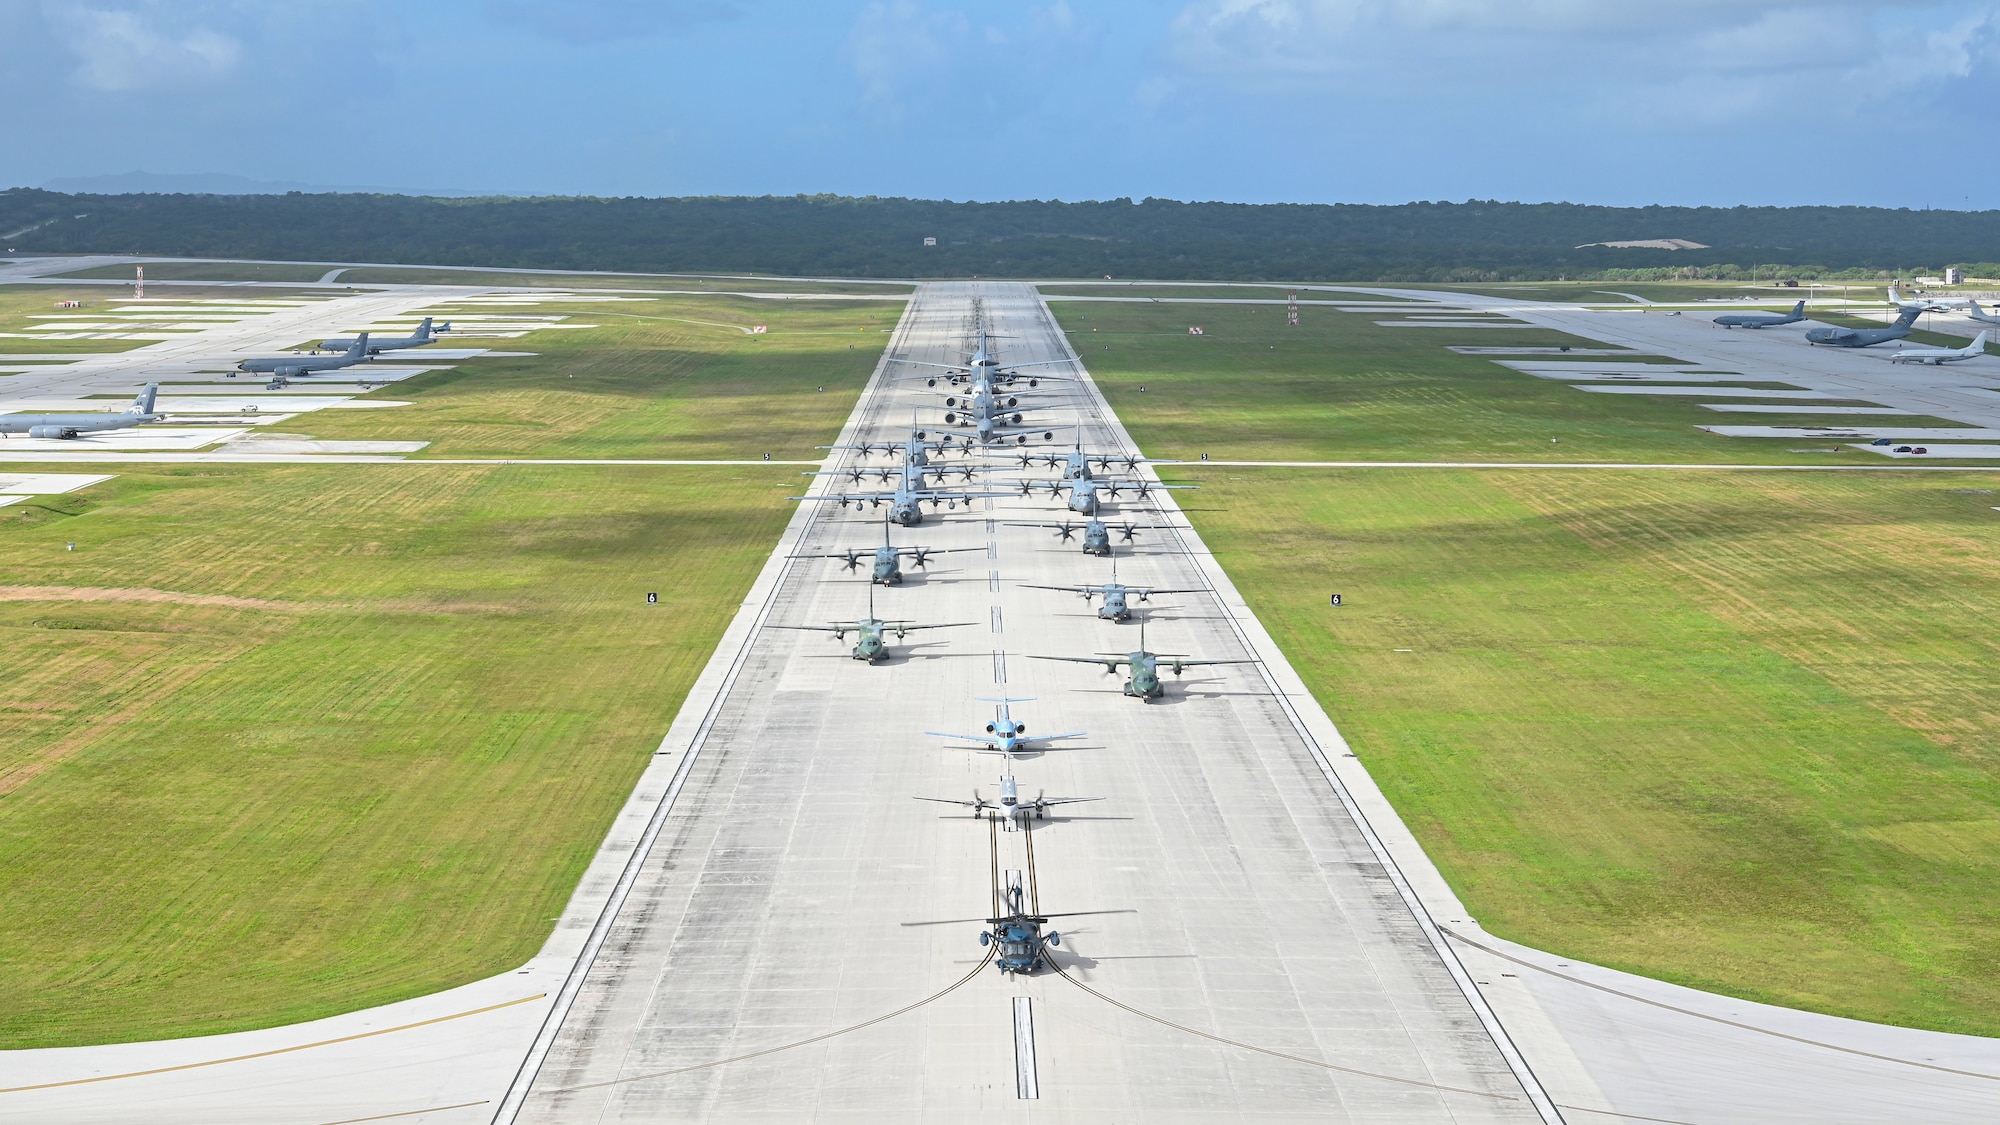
xmin=1170 ymin=468 xmax=2000 ymax=1035
xmin=297 ymin=293 xmax=901 ymax=459
xmin=1051 ymin=298 xmax=1927 ymax=466
xmin=1078 ymin=289 xmax=2000 ymax=1033
xmin=0 ymin=463 xmax=802 ymax=1047
xmin=0 ymin=286 xmax=155 ymax=353
xmin=1040 ymin=284 xmax=1411 ymax=301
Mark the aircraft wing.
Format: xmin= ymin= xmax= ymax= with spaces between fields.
xmin=1025 ymin=731 xmax=1089 ymax=744
xmin=1037 ymin=796 xmax=1105 ymax=806
xmin=1163 ymin=658 xmax=1259 ymax=672
xmin=912 ymin=796 xmax=986 ymax=808
xmin=1018 ymin=583 xmax=1093 ymax=595
xmin=923 ymin=731 xmax=1001 ymax=745
xmin=766 ymin=624 xmax=847 ymax=634
xmin=899 ymin=546 xmax=983 ymax=557
xmin=892 ymin=359 xmax=972 ymax=371
xmin=1029 ymin=655 xmax=1131 ymax=670
xmin=1132 ymin=587 xmax=1204 ymax=597
xmin=884 ymin=621 xmax=979 ymax=632
xmin=787 ymin=492 xmax=892 ymax=504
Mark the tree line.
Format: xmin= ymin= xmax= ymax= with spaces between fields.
xmin=4 ymin=188 xmax=1996 ymax=282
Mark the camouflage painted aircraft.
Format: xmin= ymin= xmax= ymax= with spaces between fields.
xmin=769 ymin=582 xmax=974 ymax=662
xmin=1031 ymin=619 xmax=1254 ymax=700
xmin=789 ymin=513 xmax=981 ymax=584
xmin=1021 ymin=558 xmax=1203 ymax=622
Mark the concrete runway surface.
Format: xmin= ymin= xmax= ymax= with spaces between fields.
xmin=5 ymin=279 xmax=2000 ymax=1124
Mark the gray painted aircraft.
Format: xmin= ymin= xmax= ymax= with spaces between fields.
xmin=321 ymin=317 xmax=450 ymax=354
xmin=1021 ymin=437 xmax=1174 ymax=481
xmin=1890 ymin=331 xmax=1989 ymax=365
xmin=1030 ymin=619 xmax=1254 ymax=701
xmin=0 ymin=384 xmax=162 ymax=439
xmin=899 ymin=332 xmax=1070 ymax=391
xmin=793 ymin=461 xmax=1014 ymax=526
xmin=769 ymin=583 xmax=974 ymax=662
xmin=1714 ymin=300 xmax=1804 ymax=329
xmin=237 ymin=333 xmax=371 ymax=386
xmin=1028 ymin=474 xmax=1195 ymax=517
xmin=916 ymin=752 xmax=1101 ymax=825
xmin=1022 ymin=559 xmax=1203 ymax=622
xmin=1804 ymin=306 xmax=1922 ymax=347
xmin=937 ymin=386 xmax=1058 ymax=447
xmin=819 ymin=420 xmax=960 ymax=467
xmin=922 ymin=697 xmax=1087 ymax=758
xmin=1005 ymin=518 xmax=1166 ymax=556
xmin=1890 ymin=282 xmax=1975 ymax=312
xmin=1966 ymin=299 xmax=2000 ymax=326
xmin=790 ymin=514 xmax=981 ymax=584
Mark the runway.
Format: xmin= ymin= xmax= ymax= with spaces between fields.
xmin=504 ymin=281 xmax=1553 ymax=1122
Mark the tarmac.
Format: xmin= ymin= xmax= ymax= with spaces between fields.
xmin=4 ymin=276 xmax=2000 ymax=1123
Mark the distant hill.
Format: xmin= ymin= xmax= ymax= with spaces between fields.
xmin=40 ymin=172 xmax=490 ymax=197
xmin=3 ymin=188 xmax=1995 ymax=282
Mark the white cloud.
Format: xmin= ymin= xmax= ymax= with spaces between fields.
xmin=52 ymin=4 xmax=242 ymax=92
xmin=1160 ymin=0 xmax=2000 ymax=125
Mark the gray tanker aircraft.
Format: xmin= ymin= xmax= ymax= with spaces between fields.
xmin=790 ymin=515 xmax=982 ymax=585
xmin=237 ymin=334 xmax=371 ymax=386
xmin=1031 ymin=620 xmax=1254 ymax=701
xmin=1714 ymin=300 xmax=1804 ymax=329
xmin=769 ymin=584 xmax=974 ymax=662
xmin=321 ymin=317 xmax=450 ymax=354
xmin=1805 ymin=306 xmax=1922 ymax=347
xmin=0 ymin=384 xmax=162 ymax=439
xmin=1022 ymin=560 xmax=1203 ymax=622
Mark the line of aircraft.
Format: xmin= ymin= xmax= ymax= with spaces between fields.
xmin=775 ymin=315 xmax=1259 ymax=974
xmin=1712 ymin=286 xmax=1995 ymax=363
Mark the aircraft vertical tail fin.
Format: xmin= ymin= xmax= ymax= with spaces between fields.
xmin=1971 ymin=331 xmax=1990 ymax=353
xmin=1895 ymin=305 xmax=1923 ymax=327
xmin=350 ymin=331 xmax=370 ymax=356
xmin=413 ymin=317 xmax=433 ymax=340
xmin=130 ymin=383 xmax=158 ymax=415
xmin=1790 ymin=300 xmax=1804 ymax=317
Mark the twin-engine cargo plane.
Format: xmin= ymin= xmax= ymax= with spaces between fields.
xmin=1022 ymin=560 xmax=1202 ymax=622
xmin=0 ymin=384 xmax=163 ymax=439
xmin=1032 ymin=620 xmax=1254 ymax=700
xmin=790 ymin=514 xmax=981 ymax=585
xmin=770 ymin=583 xmax=974 ymax=662
xmin=793 ymin=461 xmax=1014 ymax=526
xmin=1007 ymin=518 xmax=1170 ymax=556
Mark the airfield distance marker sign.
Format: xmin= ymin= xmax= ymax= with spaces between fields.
xmin=1330 ymin=593 xmax=1343 ymax=606
xmin=646 ymin=592 xmax=659 ymax=605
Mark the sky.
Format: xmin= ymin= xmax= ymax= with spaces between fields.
xmin=1 ymin=0 xmax=1998 ymax=208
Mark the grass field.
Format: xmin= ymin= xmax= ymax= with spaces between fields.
xmin=1067 ymin=294 xmax=2000 ymax=1035
xmin=1054 ymin=298 xmax=1925 ymax=466
xmin=1039 ymin=284 xmax=1407 ymax=301
xmin=0 ymin=464 xmax=808 ymax=1048
xmin=297 ymin=293 xmax=902 ymax=459
xmin=0 ymin=287 xmax=155 ymax=354
xmin=0 ymin=288 xmax=890 ymax=1048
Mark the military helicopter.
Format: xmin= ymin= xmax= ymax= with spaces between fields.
xmin=1021 ymin=558 xmax=1204 ymax=622
xmin=789 ymin=513 xmax=982 ymax=585
xmin=770 ymin=583 xmax=975 ymax=661
xmin=1005 ymin=518 xmax=1170 ymax=556
xmin=903 ymin=823 xmax=1129 ymax=976
xmin=1031 ymin=618 xmax=1255 ymax=700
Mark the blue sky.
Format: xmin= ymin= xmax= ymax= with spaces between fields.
xmin=2 ymin=1 xmax=1997 ymax=207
